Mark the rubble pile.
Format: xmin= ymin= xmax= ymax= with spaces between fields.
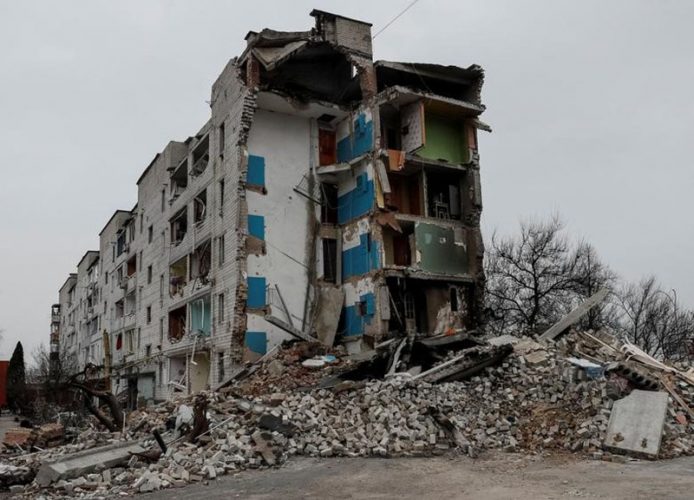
xmin=2 ymin=423 xmax=65 ymax=451
xmin=233 ymin=342 xmax=345 ymax=397
xmin=6 ymin=328 xmax=694 ymax=497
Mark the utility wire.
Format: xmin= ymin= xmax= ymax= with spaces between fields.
xmin=373 ymin=0 xmax=424 ymax=39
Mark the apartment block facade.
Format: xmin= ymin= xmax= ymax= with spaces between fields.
xmin=52 ymin=10 xmax=488 ymax=406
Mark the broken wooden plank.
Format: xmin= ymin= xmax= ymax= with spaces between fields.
xmin=539 ymin=288 xmax=609 ymax=342
xmin=660 ymin=376 xmax=694 ymax=421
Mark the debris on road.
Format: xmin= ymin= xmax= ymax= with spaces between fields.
xmin=2 ymin=326 xmax=694 ymax=497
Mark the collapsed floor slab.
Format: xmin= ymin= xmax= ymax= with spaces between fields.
xmin=35 ymin=441 xmax=145 ymax=487
xmin=604 ymin=389 xmax=668 ymax=458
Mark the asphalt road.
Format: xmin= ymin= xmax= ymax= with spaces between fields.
xmin=142 ymin=451 xmax=694 ymax=500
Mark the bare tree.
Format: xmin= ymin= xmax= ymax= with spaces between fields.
xmin=615 ymin=277 xmax=694 ymax=360
xmin=570 ymin=242 xmax=619 ymax=331
xmin=28 ymin=343 xmax=78 ymax=388
xmin=485 ymin=215 xmax=581 ymax=334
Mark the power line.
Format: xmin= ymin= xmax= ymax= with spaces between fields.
xmin=373 ymin=0 xmax=424 ymax=39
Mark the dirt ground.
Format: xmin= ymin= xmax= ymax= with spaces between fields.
xmin=142 ymin=451 xmax=694 ymax=499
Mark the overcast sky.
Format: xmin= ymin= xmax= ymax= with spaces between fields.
xmin=1 ymin=0 xmax=693 ymax=360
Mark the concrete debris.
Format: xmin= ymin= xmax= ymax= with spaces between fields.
xmin=604 ymin=390 xmax=669 ymax=458
xmin=174 ymin=405 xmax=193 ymax=437
xmin=0 ymin=464 xmax=33 ymax=489
xmin=3 ymin=423 xmax=64 ymax=450
xmin=539 ymin=288 xmax=609 ymax=341
xmin=4 ymin=330 xmax=694 ymax=497
xmin=34 ymin=441 xmax=146 ymax=487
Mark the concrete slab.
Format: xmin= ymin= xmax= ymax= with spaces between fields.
xmin=604 ymin=390 xmax=668 ymax=458
xmin=314 ymin=287 xmax=344 ymax=347
xmin=487 ymin=335 xmax=520 ymax=346
xmin=35 ymin=440 xmax=145 ymax=486
xmin=539 ymin=288 xmax=609 ymax=341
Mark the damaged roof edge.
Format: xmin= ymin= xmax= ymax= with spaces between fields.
xmin=58 ymin=273 xmax=77 ymax=293
xmin=135 ymin=153 xmax=161 ymax=186
xmin=310 ymin=9 xmax=373 ymax=27
xmin=76 ymin=250 xmax=99 ymax=270
xmin=98 ymin=209 xmax=132 ymax=236
xmin=376 ymin=85 xmax=486 ymax=114
xmin=375 ymin=60 xmax=485 ymax=84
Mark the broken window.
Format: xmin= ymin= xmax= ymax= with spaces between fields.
xmin=168 ymin=305 xmax=186 ymax=342
xmin=218 ymin=234 xmax=225 ymax=266
xmin=320 ymin=183 xmax=338 ymax=224
xmin=191 ymin=135 xmax=209 ymax=177
xmin=191 ymin=240 xmax=211 ymax=285
xmin=147 ymin=264 xmax=152 ymax=284
xmin=322 ymin=238 xmax=337 ymax=283
xmin=145 ymin=344 xmax=152 ymax=357
xmin=218 ymin=293 xmax=225 ymax=324
xmin=194 ymin=188 xmax=207 ymax=224
xmin=116 ymin=230 xmax=126 ymax=256
xmin=170 ymin=207 xmax=188 ymax=246
xmin=116 ymin=265 xmax=124 ymax=287
xmin=318 ymin=128 xmax=336 ymax=166
xmin=127 ymin=254 xmax=137 ymax=276
xmin=169 ymin=256 xmax=188 ymax=297
xmin=124 ymin=329 xmax=135 ymax=353
xmin=146 ymin=305 xmax=152 ymax=324
xmin=218 ymin=179 xmax=225 ymax=215
xmin=426 ymin=171 xmax=462 ymax=220
xmin=170 ymin=157 xmax=188 ymax=200
xmin=148 ymin=225 xmax=153 ymax=244
xmin=190 ymin=295 xmax=211 ymax=336
xmin=127 ymin=220 xmax=136 ymax=243
xmin=115 ymin=299 xmax=124 ymax=319
xmin=218 ymin=122 xmax=225 ymax=158
xmin=125 ymin=291 xmax=136 ymax=316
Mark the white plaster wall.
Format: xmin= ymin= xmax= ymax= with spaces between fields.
xmin=245 ymin=107 xmax=314 ymax=352
xmin=343 ymin=277 xmax=375 ymax=305
xmin=335 ymin=107 xmax=373 ymax=144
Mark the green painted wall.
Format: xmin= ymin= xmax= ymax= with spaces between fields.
xmin=417 ymin=114 xmax=467 ymax=164
xmin=415 ymin=223 xmax=468 ymax=275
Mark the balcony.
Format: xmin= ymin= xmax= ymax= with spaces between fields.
xmin=190 ymin=135 xmax=209 ymax=177
xmin=124 ymin=274 xmax=137 ymax=294
xmin=170 ymin=156 xmax=188 ymax=204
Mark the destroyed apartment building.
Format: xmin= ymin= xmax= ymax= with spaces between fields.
xmin=51 ymin=10 xmax=489 ymax=406
xmin=4 ymin=9 xmax=690 ymax=498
